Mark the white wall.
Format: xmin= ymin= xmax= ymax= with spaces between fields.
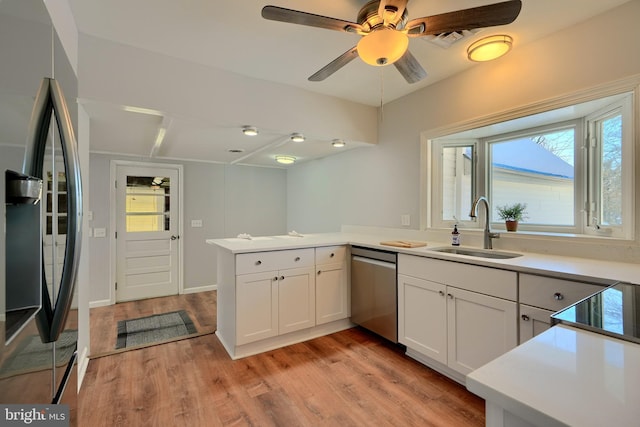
xmin=88 ymin=153 xmax=287 ymax=303
xmin=287 ymin=1 xmax=640 ymax=262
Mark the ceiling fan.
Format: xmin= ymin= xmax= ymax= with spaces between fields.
xmin=262 ymin=0 xmax=522 ymax=84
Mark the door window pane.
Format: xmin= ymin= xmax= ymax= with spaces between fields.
xmin=489 ymin=129 xmax=575 ymax=225
xmin=125 ymin=176 xmax=170 ymax=232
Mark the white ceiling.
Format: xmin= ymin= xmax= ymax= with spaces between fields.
xmin=69 ymin=0 xmax=631 ymax=106
xmin=2 ymin=1 xmax=633 ymax=168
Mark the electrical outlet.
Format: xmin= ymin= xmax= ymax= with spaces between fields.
xmin=191 ymin=219 xmax=203 ymax=228
xmin=401 ymin=214 xmax=411 ymax=226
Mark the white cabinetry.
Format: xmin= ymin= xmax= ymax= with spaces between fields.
xmin=518 ymin=274 xmax=604 ymax=344
xmin=398 ymin=254 xmax=517 ymax=379
xmin=236 ymin=249 xmax=315 ymax=345
xmin=315 ymin=246 xmax=349 ymax=325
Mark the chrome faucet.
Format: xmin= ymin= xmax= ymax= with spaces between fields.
xmin=470 ymin=196 xmax=500 ymax=249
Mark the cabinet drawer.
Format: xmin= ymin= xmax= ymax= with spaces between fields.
xmin=398 ymin=254 xmax=516 ymax=300
xmin=236 ymin=248 xmax=315 ymax=275
xmin=519 ymin=274 xmax=604 ymax=311
xmin=315 ymin=245 xmax=346 ymax=265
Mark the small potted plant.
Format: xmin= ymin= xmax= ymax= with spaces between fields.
xmin=496 ymin=202 xmax=527 ymax=232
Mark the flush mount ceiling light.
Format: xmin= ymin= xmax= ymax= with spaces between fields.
xmin=275 ymin=155 xmax=296 ymax=165
xmin=332 ymin=139 xmax=346 ymax=148
xmin=290 ymin=133 xmax=305 ymax=142
xmin=357 ymin=28 xmax=409 ymax=66
xmin=242 ymin=125 xmax=258 ymax=136
xmin=467 ymin=34 xmax=513 ymax=62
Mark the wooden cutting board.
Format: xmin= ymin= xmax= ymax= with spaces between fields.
xmin=380 ymin=240 xmax=427 ymax=248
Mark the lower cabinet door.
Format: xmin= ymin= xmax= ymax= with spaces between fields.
xmin=398 ymin=274 xmax=447 ymax=364
xmin=278 ymin=267 xmax=316 ymax=335
xmin=236 ymin=271 xmax=278 ymax=345
xmin=447 ymin=288 xmax=517 ymax=376
xmin=315 ymin=265 xmax=348 ymax=325
xmin=519 ymin=304 xmax=553 ymax=344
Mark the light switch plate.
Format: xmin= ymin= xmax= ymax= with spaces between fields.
xmin=191 ymin=219 xmax=203 ymax=228
xmin=94 ymin=228 xmax=106 ymax=238
xmin=401 ymin=214 xmax=411 ymax=226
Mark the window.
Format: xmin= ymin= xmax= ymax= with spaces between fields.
xmin=427 ymin=91 xmax=634 ymax=239
xmin=125 ymin=176 xmax=171 ymax=232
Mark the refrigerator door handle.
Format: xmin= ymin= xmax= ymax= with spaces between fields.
xmin=23 ymin=78 xmax=83 ymax=343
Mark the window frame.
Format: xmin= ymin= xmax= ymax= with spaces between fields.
xmin=420 ymin=81 xmax=637 ymax=241
xmin=481 ymin=119 xmax=584 ymax=234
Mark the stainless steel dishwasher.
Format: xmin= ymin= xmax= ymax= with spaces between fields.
xmin=350 ymin=246 xmax=398 ymax=343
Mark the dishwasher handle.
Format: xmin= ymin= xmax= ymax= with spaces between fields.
xmin=352 ymin=255 xmax=397 ymax=270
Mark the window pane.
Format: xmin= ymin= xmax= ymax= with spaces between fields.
xmin=441 ymin=146 xmax=473 ymax=221
xmin=599 ymin=114 xmax=622 ymax=226
xmin=125 ymin=176 xmax=170 ymax=232
xmin=490 ymin=130 xmax=575 ymax=225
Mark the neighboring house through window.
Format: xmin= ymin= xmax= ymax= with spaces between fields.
xmin=426 ymin=90 xmax=634 ymax=239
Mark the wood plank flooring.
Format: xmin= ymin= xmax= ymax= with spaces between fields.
xmin=80 ymin=292 xmax=485 ymax=426
xmin=89 ymin=291 xmax=216 ymax=356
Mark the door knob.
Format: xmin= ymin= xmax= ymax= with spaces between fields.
xmin=170 ymin=235 xmax=180 ymax=240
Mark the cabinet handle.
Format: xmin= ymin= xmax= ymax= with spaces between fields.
xmin=280 ymin=275 xmax=285 ymax=281
xmin=438 ymin=290 xmax=445 ymax=297
xmin=330 ymin=253 xmax=335 ymax=258
xmin=521 ymin=314 xmax=530 ymax=321
xmin=553 ymin=292 xmax=564 ymax=301
xmin=447 ymin=293 xmax=453 ymax=299
xmin=255 ymin=260 xmax=262 ymax=266
xmin=273 ymin=276 xmax=278 ymax=281
xmin=317 ymin=270 xmax=321 ymax=275
xmin=294 ymin=257 xmax=301 ymax=262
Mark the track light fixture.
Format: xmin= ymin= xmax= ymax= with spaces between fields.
xmin=242 ymin=125 xmax=258 ymax=136
xmin=290 ymin=133 xmax=305 ymax=142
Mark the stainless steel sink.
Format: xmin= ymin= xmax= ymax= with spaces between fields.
xmin=430 ymin=247 xmax=522 ymax=259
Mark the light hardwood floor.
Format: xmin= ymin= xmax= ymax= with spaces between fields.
xmin=89 ymin=291 xmax=217 ymax=356
xmin=80 ymin=292 xmax=485 ymax=426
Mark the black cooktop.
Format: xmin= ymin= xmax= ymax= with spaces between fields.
xmin=551 ymin=282 xmax=640 ymax=345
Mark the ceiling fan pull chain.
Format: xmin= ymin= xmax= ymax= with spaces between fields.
xmin=379 ymin=68 xmax=384 ymax=121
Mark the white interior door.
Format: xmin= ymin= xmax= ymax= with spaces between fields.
xmin=115 ymin=165 xmax=180 ymax=302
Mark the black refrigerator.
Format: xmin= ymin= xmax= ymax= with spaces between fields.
xmin=1 ymin=1 xmax=82 ymax=425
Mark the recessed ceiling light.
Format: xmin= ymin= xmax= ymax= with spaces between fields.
xmin=242 ymin=125 xmax=258 ymax=136
xmin=467 ymin=35 xmax=513 ymax=62
xmin=290 ymin=133 xmax=305 ymax=142
xmin=275 ymin=155 xmax=296 ymax=165
xmin=332 ymin=139 xmax=346 ymax=148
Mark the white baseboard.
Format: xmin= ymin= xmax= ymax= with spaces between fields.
xmin=77 ymin=345 xmax=90 ymax=392
xmin=89 ymin=286 xmax=216 ymax=307
xmin=182 ymin=284 xmax=217 ymax=294
xmin=89 ymin=298 xmax=112 ymax=308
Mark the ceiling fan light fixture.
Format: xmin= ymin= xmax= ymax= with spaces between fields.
xmin=242 ymin=125 xmax=258 ymax=136
xmin=275 ymin=155 xmax=296 ymax=165
xmin=467 ymin=34 xmax=513 ymax=62
xmin=290 ymin=133 xmax=305 ymax=142
xmin=357 ymin=28 xmax=409 ymax=66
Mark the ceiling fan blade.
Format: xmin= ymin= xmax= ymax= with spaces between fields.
xmin=393 ymin=50 xmax=427 ymax=84
xmin=377 ymin=0 xmax=408 ymax=25
xmin=406 ymin=0 xmax=522 ymax=37
xmin=308 ymin=47 xmax=359 ymax=82
xmin=262 ymin=6 xmax=364 ymax=33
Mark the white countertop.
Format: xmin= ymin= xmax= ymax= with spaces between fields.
xmin=207 ymin=232 xmax=640 ymax=285
xmin=466 ymin=325 xmax=640 ymax=427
